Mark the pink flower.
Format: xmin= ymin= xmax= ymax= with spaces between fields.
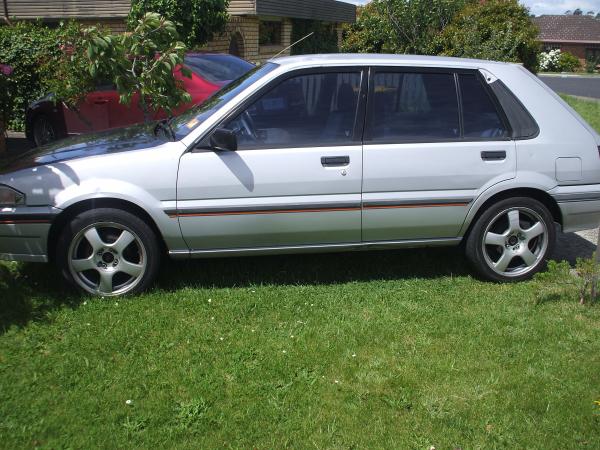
xmin=0 ymin=64 xmax=13 ymax=76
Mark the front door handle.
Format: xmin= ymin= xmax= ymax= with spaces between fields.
xmin=481 ymin=151 xmax=506 ymax=161
xmin=321 ymin=156 xmax=350 ymax=167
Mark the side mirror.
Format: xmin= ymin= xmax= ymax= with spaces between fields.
xmin=210 ymin=128 xmax=237 ymax=152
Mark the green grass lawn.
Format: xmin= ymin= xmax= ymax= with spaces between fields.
xmin=561 ymin=94 xmax=600 ymax=132
xmin=1 ymin=96 xmax=600 ymax=449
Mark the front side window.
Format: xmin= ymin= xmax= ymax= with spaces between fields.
xmin=223 ymin=72 xmax=362 ymax=150
xmin=171 ymin=63 xmax=278 ymax=139
xmin=459 ymin=73 xmax=508 ymax=139
xmin=368 ymin=72 xmax=460 ymax=142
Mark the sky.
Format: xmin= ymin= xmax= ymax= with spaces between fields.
xmin=339 ymin=0 xmax=600 ymax=16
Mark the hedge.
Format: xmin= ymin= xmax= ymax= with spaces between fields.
xmin=0 ymin=22 xmax=65 ymax=131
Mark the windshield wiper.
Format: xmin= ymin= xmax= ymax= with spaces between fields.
xmin=154 ymin=117 xmax=176 ymax=141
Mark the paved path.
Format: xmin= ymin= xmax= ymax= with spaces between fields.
xmin=539 ymin=74 xmax=600 ymax=99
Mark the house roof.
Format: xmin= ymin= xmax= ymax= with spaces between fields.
xmin=533 ymin=15 xmax=600 ymax=43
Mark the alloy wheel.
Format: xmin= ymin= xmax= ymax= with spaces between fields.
xmin=68 ymin=222 xmax=147 ymax=296
xmin=481 ymin=207 xmax=548 ymax=278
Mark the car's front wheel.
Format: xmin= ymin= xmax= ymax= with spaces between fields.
xmin=57 ymin=208 xmax=161 ymax=296
xmin=465 ymin=197 xmax=556 ymax=282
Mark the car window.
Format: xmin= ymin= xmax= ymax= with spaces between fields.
xmin=459 ymin=74 xmax=508 ymax=139
xmin=184 ymin=55 xmax=254 ymax=83
xmin=368 ymin=72 xmax=460 ymax=142
xmin=223 ymin=72 xmax=362 ymax=150
xmin=171 ymin=63 xmax=278 ymax=140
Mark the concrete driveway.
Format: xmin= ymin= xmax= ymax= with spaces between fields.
xmin=539 ymin=74 xmax=600 ymax=99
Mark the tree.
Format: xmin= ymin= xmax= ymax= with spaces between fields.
xmin=342 ymin=0 xmax=474 ymax=55
xmin=51 ymin=13 xmax=191 ymax=124
xmin=573 ymin=8 xmax=583 ymax=15
xmin=340 ymin=2 xmax=388 ymax=53
xmin=434 ymin=0 xmax=540 ymax=71
xmin=128 ymin=0 xmax=229 ymax=48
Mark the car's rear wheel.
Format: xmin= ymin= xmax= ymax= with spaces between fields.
xmin=32 ymin=115 xmax=57 ymax=147
xmin=465 ymin=197 xmax=556 ymax=282
xmin=57 ymin=208 xmax=161 ymax=296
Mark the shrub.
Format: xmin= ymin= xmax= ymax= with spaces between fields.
xmin=586 ymin=57 xmax=600 ymax=73
xmin=538 ymin=49 xmax=559 ymax=71
xmin=0 ymin=22 xmax=63 ymax=131
xmin=539 ymin=49 xmax=581 ymax=72
xmin=434 ymin=0 xmax=540 ymax=72
xmin=534 ymin=257 xmax=600 ymax=305
xmin=128 ymin=0 xmax=229 ymax=48
xmin=558 ymin=51 xmax=581 ymax=72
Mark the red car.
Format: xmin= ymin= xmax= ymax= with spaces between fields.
xmin=25 ymin=53 xmax=254 ymax=146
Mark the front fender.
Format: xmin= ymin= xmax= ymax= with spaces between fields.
xmin=53 ymin=179 xmax=186 ymax=251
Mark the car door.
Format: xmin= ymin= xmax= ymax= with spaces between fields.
xmin=63 ymin=89 xmax=110 ymax=134
xmin=176 ymin=68 xmax=366 ymax=251
xmin=362 ymin=68 xmax=516 ymax=242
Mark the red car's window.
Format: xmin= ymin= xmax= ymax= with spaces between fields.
xmin=184 ymin=55 xmax=254 ymax=84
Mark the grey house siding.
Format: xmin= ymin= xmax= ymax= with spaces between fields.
xmin=4 ymin=0 xmax=257 ymax=19
xmin=256 ymin=0 xmax=355 ymax=23
xmin=5 ymin=0 xmax=131 ymax=19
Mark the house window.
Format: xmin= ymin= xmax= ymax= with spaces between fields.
xmin=586 ymin=47 xmax=600 ymax=60
xmin=543 ymin=43 xmax=560 ymax=51
xmin=259 ymin=21 xmax=282 ymax=46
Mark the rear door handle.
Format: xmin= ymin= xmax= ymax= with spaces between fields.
xmin=481 ymin=151 xmax=506 ymax=161
xmin=321 ymin=156 xmax=350 ymax=167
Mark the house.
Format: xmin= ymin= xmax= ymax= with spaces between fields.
xmin=2 ymin=0 xmax=356 ymax=62
xmin=533 ymin=15 xmax=600 ymax=64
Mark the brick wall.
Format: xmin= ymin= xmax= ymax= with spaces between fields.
xmin=202 ymin=16 xmax=260 ymax=63
xmin=257 ymin=18 xmax=292 ymax=63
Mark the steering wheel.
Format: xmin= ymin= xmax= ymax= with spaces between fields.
xmin=240 ymin=111 xmax=259 ymax=141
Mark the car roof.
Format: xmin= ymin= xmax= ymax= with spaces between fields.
xmin=270 ymin=53 xmax=512 ymax=70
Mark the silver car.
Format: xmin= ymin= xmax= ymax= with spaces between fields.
xmin=2 ymin=54 xmax=600 ymax=296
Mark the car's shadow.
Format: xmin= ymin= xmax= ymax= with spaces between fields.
xmin=0 ymin=232 xmax=596 ymax=334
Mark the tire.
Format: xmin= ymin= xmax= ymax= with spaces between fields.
xmin=56 ymin=208 xmax=161 ymax=296
xmin=32 ymin=115 xmax=57 ymax=147
xmin=465 ymin=197 xmax=556 ymax=282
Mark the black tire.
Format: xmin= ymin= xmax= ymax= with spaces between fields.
xmin=32 ymin=114 xmax=57 ymax=147
xmin=56 ymin=208 xmax=161 ymax=296
xmin=465 ymin=197 xmax=556 ymax=282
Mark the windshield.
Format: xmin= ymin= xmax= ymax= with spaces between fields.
xmin=172 ymin=63 xmax=278 ymax=140
xmin=184 ymin=54 xmax=254 ymax=83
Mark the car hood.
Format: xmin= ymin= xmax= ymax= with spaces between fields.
xmin=0 ymin=123 xmax=169 ymax=175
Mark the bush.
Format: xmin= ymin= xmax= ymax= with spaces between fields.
xmin=290 ymin=19 xmax=339 ymax=55
xmin=128 ymin=0 xmax=229 ymax=48
xmin=538 ymin=49 xmax=561 ymax=71
xmin=539 ymin=49 xmax=580 ymax=72
xmin=534 ymin=257 xmax=600 ymax=305
xmin=0 ymin=22 xmax=63 ymax=130
xmin=558 ymin=51 xmax=581 ymax=72
xmin=586 ymin=57 xmax=600 ymax=74
xmin=434 ymin=0 xmax=540 ymax=72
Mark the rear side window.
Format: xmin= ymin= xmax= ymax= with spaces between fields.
xmin=459 ymin=74 xmax=508 ymax=139
xmin=488 ymin=79 xmax=539 ymax=139
xmin=367 ymin=72 xmax=460 ymax=142
xmin=223 ymin=71 xmax=362 ymax=149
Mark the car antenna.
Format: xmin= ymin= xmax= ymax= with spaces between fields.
xmin=270 ymin=32 xmax=315 ymax=60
